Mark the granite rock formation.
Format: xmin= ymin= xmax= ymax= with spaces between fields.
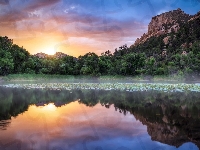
xmin=133 ymin=8 xmax=193 ymax=46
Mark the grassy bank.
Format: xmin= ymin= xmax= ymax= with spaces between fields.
xmin=2 ymin=74 xmax=75 ymax=81
xmin=1 ymin=74 xmax=187 ymax=82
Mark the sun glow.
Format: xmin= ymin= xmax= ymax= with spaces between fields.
xmin=44 ymin=46 xmax=56 ymax=55
xmin=13 ymin=34 xmax=66 ymax=55
xmin=42 ymin=103 xmax=57 ymax=111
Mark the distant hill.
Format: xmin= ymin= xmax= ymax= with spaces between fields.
xmin=34 ymin=52 xmax=67 ymax=59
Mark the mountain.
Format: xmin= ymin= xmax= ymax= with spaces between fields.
xmin=123 ymin=8 xmax=200 ymax=78
xmin=132 ymin=8 xmax=196 ymax=46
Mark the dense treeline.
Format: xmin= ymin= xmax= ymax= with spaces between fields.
xmin=0 ymin=17 xmax=199 ymax=78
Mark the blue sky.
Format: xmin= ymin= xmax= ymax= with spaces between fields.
xmin=0 ymin=0 xmax=199 ymax=56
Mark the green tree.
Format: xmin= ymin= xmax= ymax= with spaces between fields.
xmin=0 ymin=48 xmax=14 ymax=75
xmin=9 ymin=44 xmax=30 ymax=73
xmin=145 ymin=57 xmax=156 ymax=75
xmin=80 ymin=52 xmax=99 ymax=76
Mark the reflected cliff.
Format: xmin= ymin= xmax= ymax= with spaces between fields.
xmin=0 ymin=86 xmax=200 ymax=149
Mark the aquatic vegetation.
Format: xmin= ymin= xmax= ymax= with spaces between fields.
xmin=1 ymin=83 xmax=200 ymax=92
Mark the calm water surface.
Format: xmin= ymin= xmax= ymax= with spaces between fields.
xmin=0 ymin=86 xmax=199 ymax=150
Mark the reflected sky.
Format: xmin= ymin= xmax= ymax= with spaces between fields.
xmin=0 ymin=101 xmax=198 ymax=150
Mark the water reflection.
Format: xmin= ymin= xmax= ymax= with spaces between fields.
xmin=0 ymin=87 xmax=199 ymax=149
xmin=0 ymin=120 xmax=11 ymax=130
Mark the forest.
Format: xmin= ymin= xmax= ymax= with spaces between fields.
xmin=0 ymin=16 xmax=200 ymax=80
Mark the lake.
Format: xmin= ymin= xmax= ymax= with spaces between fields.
xmin=0 ymin=84 xmax=199 ymax=150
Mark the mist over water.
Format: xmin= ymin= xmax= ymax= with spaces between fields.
xmin=3 ymin=72 xmax=200 ymax=86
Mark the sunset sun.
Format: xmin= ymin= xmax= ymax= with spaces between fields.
xmin=44 ymin=46 xmax=56 ymax=55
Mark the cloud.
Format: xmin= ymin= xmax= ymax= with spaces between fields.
xmin=22 ymin=0 xmax=61 ymax=11
xmin=0 ymin=0 xmax=9 ymax=5
xmin=0 ymin=0 xmax=199 ymax=56
xmin=0 ymin=9 xmax=28 ymax=24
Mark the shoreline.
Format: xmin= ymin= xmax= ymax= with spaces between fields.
xmin=1 ymin=78 xmax=183 ymax=83
xmin=2 ymin=74 xmax=200 ymax=83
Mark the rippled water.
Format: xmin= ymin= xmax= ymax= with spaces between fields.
xmin=0 ymin=86 xmax=199 ymax=150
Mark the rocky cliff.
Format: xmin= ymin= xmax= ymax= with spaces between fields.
xmin=133 ymin=8 xmax=192 ymax=46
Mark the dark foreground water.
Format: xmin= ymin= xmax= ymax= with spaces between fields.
xmin=0 ymin=87 xmax=200 ymax=150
